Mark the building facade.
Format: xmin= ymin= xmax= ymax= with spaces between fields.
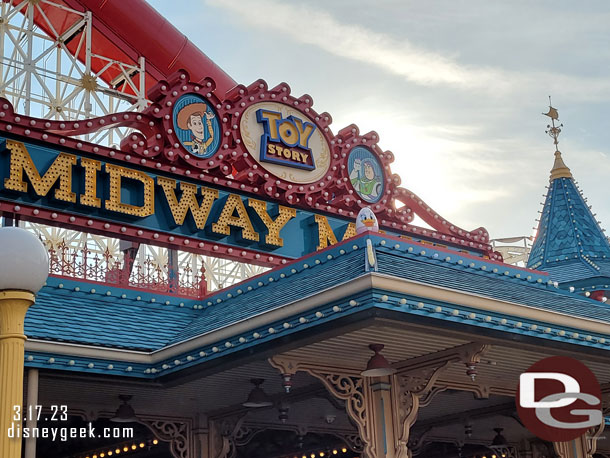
xmin=0 ymin=2 xmax=608 ymax=458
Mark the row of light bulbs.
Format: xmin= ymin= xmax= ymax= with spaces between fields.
xmin=283 ymin=446 xmax=350 ymax=458
xmin=80 ymin=438 xmax=159 ymax=458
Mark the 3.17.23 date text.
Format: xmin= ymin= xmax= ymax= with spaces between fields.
xmin=13 ymin=405 xmax=68 ymax=422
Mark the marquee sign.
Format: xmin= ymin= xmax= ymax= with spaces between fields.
xmin=0 ymin=69 xmax=500 ymax=264
xmin=0 ymin=137 xmax=359 ymax=261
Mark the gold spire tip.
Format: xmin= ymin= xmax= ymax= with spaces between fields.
xmin=550 ymin=150 xmax=572 ymax=180
xmin=543 ymin=99 xmax=572 ymax=180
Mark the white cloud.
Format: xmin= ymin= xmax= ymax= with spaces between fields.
xmin=209 ymin=0 xmax=610 ymax=102
xmin=194 ymin=0 xmax=610 ymax=236
xmin=210 ymin=0 xmax=505 ymax=90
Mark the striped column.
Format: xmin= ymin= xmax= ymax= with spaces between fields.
xmin=0 ymin=291 xmax=34 ymax=458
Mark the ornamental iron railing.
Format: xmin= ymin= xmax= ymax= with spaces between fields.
xmin=47 ymin=241 xmax=207 ymax=299
xmin=21 ymin=221 xmax=269 ymax=298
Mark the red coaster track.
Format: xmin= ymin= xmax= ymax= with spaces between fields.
xmin=9 ymin=0 xmax=236 ymax=96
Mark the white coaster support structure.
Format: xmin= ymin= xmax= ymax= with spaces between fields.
xmin=0 ymin=0 xmax=147 ymax=146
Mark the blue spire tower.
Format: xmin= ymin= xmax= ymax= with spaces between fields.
xmin=527 ymin=101 xmax=610 ymax=301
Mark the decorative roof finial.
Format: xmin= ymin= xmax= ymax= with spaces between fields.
xmin=543 ymin=96 xmax=572 ymax=180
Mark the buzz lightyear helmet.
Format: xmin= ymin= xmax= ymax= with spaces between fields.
xmin=356 ymin=207 xmax=379 ymax=234
xmin=361 ymin=159 xmax=375 ymax=171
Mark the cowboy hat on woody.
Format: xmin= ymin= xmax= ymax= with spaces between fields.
xmin=176 ymin=103 xmax=211 ymax=130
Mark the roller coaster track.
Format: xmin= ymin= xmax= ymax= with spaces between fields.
xmin=0 ymin=0 xmax=235 ymax=143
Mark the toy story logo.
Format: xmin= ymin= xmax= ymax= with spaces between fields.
xmin=173 ymin=94 xmax=221 ymax=158
xmin=256 ymin=108 xmax=316 ymax=170
xmin=239 ymin=102 xmax=331 ymax=184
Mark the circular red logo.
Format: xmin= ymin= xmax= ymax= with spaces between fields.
xmin=516 ymin=356 xmax=602 ymax=442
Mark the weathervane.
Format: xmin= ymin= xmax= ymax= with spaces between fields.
xmin=543 ymin=97 xmax=572 ymax=180
xmin=543 ymin=96 xmax=563 ymax=152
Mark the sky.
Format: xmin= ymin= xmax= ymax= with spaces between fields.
xmin=147 ymin=0 xmax=610 ymax=240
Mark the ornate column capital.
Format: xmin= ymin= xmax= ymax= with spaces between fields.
xmin=269 ymin=342 xmax=483 ymax=458
xmin=391 ymin=362 xmax=450 ymax=458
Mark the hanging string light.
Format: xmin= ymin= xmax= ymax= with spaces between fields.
xmin=80 ymin=437 xmax=159 ymax=458
xmin=283 ymin=444 xmax=353 ymax=458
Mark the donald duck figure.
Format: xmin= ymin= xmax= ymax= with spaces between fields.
xmin=356 ymin=207 xmax=379 ymax=234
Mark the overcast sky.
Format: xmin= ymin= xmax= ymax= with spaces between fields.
xmin=148 ymin=0 xmax=610 ymax=240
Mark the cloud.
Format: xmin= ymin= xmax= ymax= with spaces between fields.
xmin=209 ymin=0 xmax=505 ymax=90
xmin=209 ymin=0 xmax=610 ymax=103
xmin=197 ymin=0 xmax=610 ymax=237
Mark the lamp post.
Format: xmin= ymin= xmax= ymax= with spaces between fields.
xmin=0 ymin=227 xmax=49 ymax=458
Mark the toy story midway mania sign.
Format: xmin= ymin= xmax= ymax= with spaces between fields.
xmin=0 ymin=70 xmax=497 ymax=266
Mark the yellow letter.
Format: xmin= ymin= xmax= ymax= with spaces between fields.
xmin=4 ymin=140 xmax=76 ymax=202
xmin=257 ymin=110 xmax=282 ymax=141
xmin=292 ymin=117 xmax=315 ymax=149
xmin=267 ymin=144 xmax=276 ymax=155
xmin=105 ymin=164 xmax=154 ymax=217
xmin=277 ymin=119 xmax=299 ymax=146
xmin=248 ymin=199 xmax=296 ymax=247
xmin=80 ymin=158 xmax=101 ymax=208
xmin=212 ymin=194 xmax=259 ymax=241
xmin=342 ymin=222 xmax=356 ymax=240
xmin=299 ymin=152 xmax=309 ymax=164
xmin=157 ymin=177 xmax=218 ymax=228
xmin=315 ymin=215 xmax=356 ymax=250
xmin=315 ymin=214 xmax=337 ymax=250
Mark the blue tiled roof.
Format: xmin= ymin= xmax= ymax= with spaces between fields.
xmin=527 ymin=176 xmax=610 ymax=285
xmin=542 ymin=261 xmax=610 ymax=284
xmin=169 ymin=234 xmax=610 ymax=344
xmin=374 ymin=249 xmax=610 ymax=323
xmin=169 ymin=248 xmax=366 ymax=344
xmin=26 ymin=277 xmax=200 ymax=351
xmin=23 ymin=233 xmax=610 ymax=378
xmin=25 ymin=233 xmax=610 ymax=356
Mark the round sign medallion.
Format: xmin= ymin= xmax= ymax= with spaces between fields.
xmin=173 ymin=94 xmax=221 ymax=158
xmin=348 ymin=146 xmax=384 ymax=203
xmin=239 ymin=102 xmax=331 ymax=184
xmin=516 ymin=356 xmax=602 ymax=442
